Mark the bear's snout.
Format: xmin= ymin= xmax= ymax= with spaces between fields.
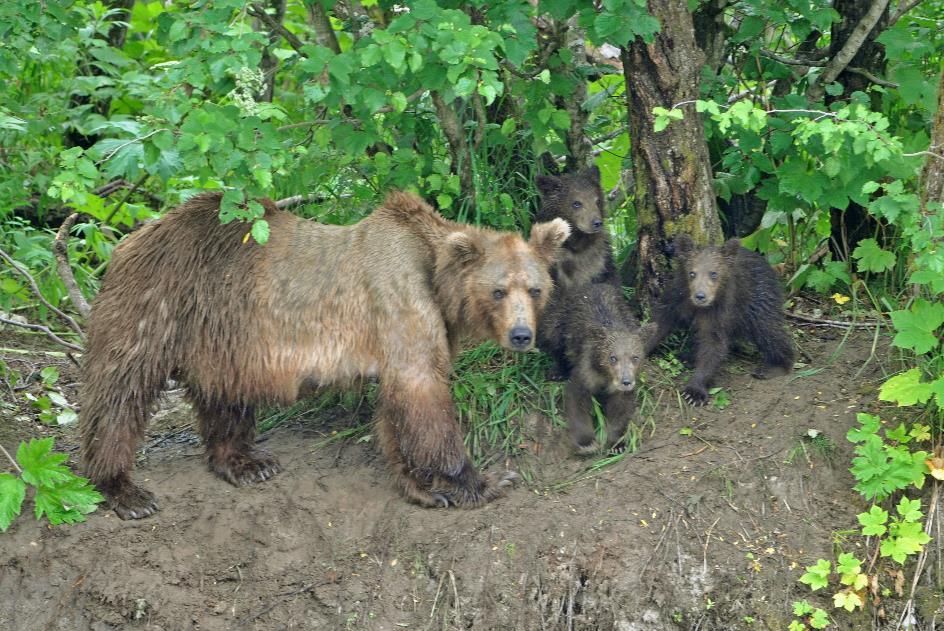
xmin=591 ymin=218 xmax=603 ymax=230
xmin=508 ymin=326 xmax=533 ymax=350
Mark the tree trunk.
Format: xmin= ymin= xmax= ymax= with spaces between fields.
xmin=621 ymin=0 xmax=722 ymax=307
xmin=920 ymin=68 xmax=944 ymax=212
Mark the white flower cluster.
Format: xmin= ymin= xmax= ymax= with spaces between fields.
xmin=229 ymin=66 xmax=266 ymax=116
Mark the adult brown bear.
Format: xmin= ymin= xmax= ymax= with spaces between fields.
xmin=80 ymin=191 xmax=570 ymax=519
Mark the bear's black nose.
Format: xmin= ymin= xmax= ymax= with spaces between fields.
xmin=592 ymin=219 xmax=603 ymax=229
xmin=509 ymin=326 xmax=533 ymax=348
xmin=694 ymin=292 xmax=706 ymax=302
xmin=622 ymin=378 xmax=633 ymax=387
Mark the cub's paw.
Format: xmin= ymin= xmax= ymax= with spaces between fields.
xmin=209 ymin=449 xmax=282 ymax=486
xmin=608 ymin=440 xmax=627 ymax=455
xmin=682 ymin=385 xmax=709 ymax=407
xmin=103 ymin=480 xmax=159 ymax=520
xmin=574 ymin=439 xmax=601 ymax=456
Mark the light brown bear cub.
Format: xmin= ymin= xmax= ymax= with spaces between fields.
xmin=539 ymin=282 xmax=653 ymax=453
xmin=80 ymin=191 xmax=570 ymax=519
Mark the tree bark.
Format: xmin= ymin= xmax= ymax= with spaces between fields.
xmin=920 ymin=68 xmax=944 ymax=213
xmin=258 ymin=0 xmax=288 ymax=102
xmin=621 ymin=0 xmax=722 ymax=306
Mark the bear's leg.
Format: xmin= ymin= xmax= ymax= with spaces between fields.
xmin=82 ymin=381 xmax=160 ymax=520
xmin=684 ymin=328 xmax=729 ymax=406
xmin=751 ymin=324 xmax=795 ymax=379
xmin=564 ymin=380 xmax=599 ymax=454
xmin=602 ymin=392 xmax=635 ymax=453
xmin=190 ymin=397 xmax=282 ymax=486
xmin=376 ymin=375 xmax=516 ymax=508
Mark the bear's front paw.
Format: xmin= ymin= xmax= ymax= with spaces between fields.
xmin=102 ymin=479 xmax=159 ymax=520
xmin=682 ymin=384 xmax=709 ymax=406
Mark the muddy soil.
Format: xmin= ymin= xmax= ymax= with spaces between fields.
xmin=0 ymin=326 xmax=935 ymax=630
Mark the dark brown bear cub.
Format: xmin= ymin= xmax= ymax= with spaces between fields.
xmin=648 ymin=235 xmax=795 ymax=406
xmin=80 ymin=191 xmax=570 ymax=519
xmin=539 ymin=283 xmax=652 ymax=453
xmin=535 ymin=166 xmax=618 ymax=290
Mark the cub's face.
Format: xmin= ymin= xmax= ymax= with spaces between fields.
xmin=675 ymin=235 xmax=741 ymax=308
xmin=596 ymin=329 xmax=647 ymax=393
xmin=536 ymin=167 xmax=605 ymax=235
xmin=447 ymin=220 xmax=571 ymax=352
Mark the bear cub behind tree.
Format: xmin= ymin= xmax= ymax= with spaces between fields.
xmin=535 ymin=166 xmax=618 ymax=290
xmin=647 ymin=235 xmax=795 ymax=406
xmin=540 ymin=282 xmax=653 ymax=453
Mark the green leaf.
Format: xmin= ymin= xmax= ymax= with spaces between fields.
xmin=0 ymin=473 xmax=26 ymax=532
xmin=33 ymin=476 xmax=104 ymax=526
xmin=858 ymin=505 xmax=888 ymax=536
xmin=847 ymin=413 xmax=880 ymax=443
xmin=16 ymin=438 xmax=72 ymax=487
xmin=879 ymin=369 xmax=933 ymax=406
xmin=896 ymin=496 xmax=923 ymax=522
xmin=833 ymin=590 xmax=863 ymax=612
xmin=809 ymin=608 xmax=829 ymax=629
xmin=799 ymin=559 xmax=831 ymax=591
xmin=500 ymin=118 xmax=517 ymax=137
xmin=250 ymin=219 xmax=270 ymax=245
xmin=890 ymin=299 xmax=944 ymax=354
xmin=793 ymin=601 xmax=814 ymax=616
xmin=851 ymin=238 xmax=895 ymax=273
xmin=40 ymin=366 xmax=59 ymax=386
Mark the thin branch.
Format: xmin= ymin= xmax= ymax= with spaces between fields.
xmin=0 ymin=248 xmax=85 ymax=339
xmin=0 ymin=443 xmax=22 ymax=473
xmin=844 ymin=66 xmax=899 ymax=89
xmin=807 ymin=0 xmax=891 ymax=100
xmin=53 ymin=214 xmax=91 ymax=319
xmin=431 ymin=90 xmax=475 ymax=205
xmin=786 ymin=311 xmax=881 ymax=329
xmin=0 ymin=316 xmax=84 ymax=352
xmin=248 ymin=3 xmax=305 ymax=54
xmin=889 ymin=0 xmax=924 ymax=27
xmin=103 ymin=172 xmax=149 ymax=225
xmin=96 ymin=129 xmax=167 ymax=165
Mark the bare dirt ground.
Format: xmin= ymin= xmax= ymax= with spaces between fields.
xmin=0 ymin=325 xmax=938 ymax=630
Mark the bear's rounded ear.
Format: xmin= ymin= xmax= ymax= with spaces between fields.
xmin=446 ymin=231 xmax=484 ymax=267
xmin=673 ymin=234 xmax=694 ymax=257
xmin=530 ymin=218 xmax=571 ymax=265
xmin=580 ymin=165 xmax=601 ymax=184
xmin=536 ymin=174 xmax=561 ymax=196
xmin=721 ymin=237 xmax=741 ymax=258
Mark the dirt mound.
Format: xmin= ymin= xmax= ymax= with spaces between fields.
xmin=0 ymin=329 xmax=911 ymax=629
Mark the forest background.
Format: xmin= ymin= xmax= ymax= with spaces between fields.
xmin=1 ymin=0 xmax=944 ymax=627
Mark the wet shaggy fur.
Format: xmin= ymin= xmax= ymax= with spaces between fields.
xmin=80 ymin=191 xmax=571 ymax=519
xmin=648 ymin=235 xmax=795 ymax=406
xmin=539 ymin=282 xmax=652 ymax=453
xmin=535 ymin=166 xmax=618 ymax=291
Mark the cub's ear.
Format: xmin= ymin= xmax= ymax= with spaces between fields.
xmin=579 ymin=165 xmax=601 ymax=184
xmin=536 ymin=174 xmax=561 ymax=197
xmin=638 ymin=321 xmax=659 ymax=349
xmin=721 ymin=237 xmax=741 ymax=258
xmin=446 ymin=231 xmax=484 ymax=267
xmin=530 ymin=218 xmax=572 ymax=266
xmin=672 ymin=234 xmax=694 ymax=257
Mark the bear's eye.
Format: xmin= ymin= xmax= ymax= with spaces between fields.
xmin=528 ymin=288 xmax=541 ymax=298
xmin=709 ymin=271 xmax=718 ymax=280
xmin=609 ymin=355 xmax=617 ymax=364
xmin=632 ymin=355 xmax=640 ymax=362
xmin=572 ymin=200 xmax=582 ymax=209
xmin=493 ymin=289 xmax=506 ymax=300
xmin=688 ymin=271 xmax=696 ymax=279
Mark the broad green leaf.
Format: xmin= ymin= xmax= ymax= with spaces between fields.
xmin=879 ymin=369 xmax=933 ymax=406
xmin=16 ymin=438 xmax=72 ymax=488
xmin=0 ymin=473 xmax=26 ymax=532
xmin=890 ymin=300 xmax=944 ymax=354
xmin=851 ymin=238 xmax=895 ymax=273
xmin=858 ymin=505 xmax=888 ymax=536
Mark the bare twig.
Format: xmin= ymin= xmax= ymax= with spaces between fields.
xmin=786 ymin=311 xmax=881 ymax=329
xmin=0 ymin=316 xmax=84 ymax=352
xmin=889 ymin=0 xmax=924 ymax=27
xmin=103 ymin=173 xmax=149 ymax=225
xmin=0 ymin=442 xmax=23 ymax=473
xmin=248 ymin=3 xmax=304 ymax=54
xmin=53 ymin=214 xmax=91 ymax=319
xmin=807 ymin=0 xmax=891 ymax=100
xmin=96 ymin=129 xmax=168 ymax=165
xmin=761 ymin=50 xmax=898 ymax=89
xmin=0 ymin=247 xmax=84 ymax=339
